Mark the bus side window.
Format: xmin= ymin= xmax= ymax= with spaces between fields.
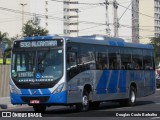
xmin=96 ymin=52 xmax=108 ymax=70
xmin=108 ymin=47 xmax=118 ymax=70
xmin=67 ymin=52 xmax=78 ymax=80
xmin=132 ymin=49 xmax=143 ymax=70
xmin=143 ymin=50 xmax=154 ymax=70
xmin=67 ymin=52 xmax=76 ymax=69
xmin=120 ymin=48 xmax=132 ymax=70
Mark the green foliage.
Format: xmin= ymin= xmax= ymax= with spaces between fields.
xmin=22 ymin=17 xmax=49 ymax=37
xmin=150 ymin=37 xmax=160 ymax=66
xmin=0 ymin=31 xmax=11 ymax=64
xmin=0 ymin=31 xmax=9 ymax=42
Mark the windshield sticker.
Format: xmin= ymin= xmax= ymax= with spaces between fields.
xmin=12 ymin=72 xmax=17 ymax=78
xmin=18 ymin=79 xmax=54 ymax=82
xmin=36 ymin=73 xmax=41 ymax=79
xmin=18 ymin=72 xmax=34 ymax=78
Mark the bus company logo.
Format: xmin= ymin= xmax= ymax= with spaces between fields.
xmin=33 ymin=91 xmax=36 ymax=94
xmin=36 ymin=73 xmax=41 ymax=79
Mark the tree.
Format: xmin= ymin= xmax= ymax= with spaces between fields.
xmin=0 ymin=31 xmax=9 ymax=43
xmin=150 ymin=37 xmax=160 ymax=66
xmin=22 ymin=17 xmax=49 ymax=37
xmin=0 ymin=31 xmax=10 ymax=64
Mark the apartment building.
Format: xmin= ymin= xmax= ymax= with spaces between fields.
xmin=132 ymin=0 xmax=160 ymax=44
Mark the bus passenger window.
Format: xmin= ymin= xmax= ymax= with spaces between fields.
xmin=120 ymin=48 xmax=132 ymax=70
xmin=108 ymin=47 xmax=120 ymax=70
xmin=96 ymin=52 xmax=108 ymax=70
xmin=143 ymin=50 xmax=153 ymax=70
xmin=67 ymin=52 xmax=76 ymax=69
xmin=132 ymin=49 xmax=143 ymax=70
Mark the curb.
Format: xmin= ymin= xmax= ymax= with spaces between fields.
xmin=0 ymin=104 xmax=30 ymax=110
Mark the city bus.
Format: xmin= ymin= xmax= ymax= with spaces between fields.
xmin=10 ymin=35 xmax=156 ymax=112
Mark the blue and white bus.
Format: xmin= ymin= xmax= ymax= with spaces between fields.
xmin=10 ymin=35 xmax=156 ymax=112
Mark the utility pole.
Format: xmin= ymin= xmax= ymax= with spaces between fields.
xmin=105 ymin=0 xmax=110 ymax=36
xmin=20 ymin=3 xmax=27 ymax=37
xmin=45 ymin=0 xmax=49 ymax=29
xmin=113 ymin=0 xmax=119 ymax=37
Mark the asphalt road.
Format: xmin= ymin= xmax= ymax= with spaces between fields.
xmin=1 ymin=89 xmax=160 ymax=120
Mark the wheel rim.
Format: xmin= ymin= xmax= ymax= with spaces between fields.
xmin=131 ymin=91 xmax=135 ymax=103
xmin=82 ymin=95 xmax=88 ymax=106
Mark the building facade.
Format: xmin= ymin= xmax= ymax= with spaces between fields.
xmin=132 ymin=0 xmax=160 ymax=44
xmin=139 ymin=0 xmax=155 ymax=44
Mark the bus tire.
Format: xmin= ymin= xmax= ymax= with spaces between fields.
xmin=119 ymin=86 xmax=136 ymax=106
xmin=33 ymin=105 xmax=46 ymax=113
xmin=76 ymin=91 xmax=89 ymax=112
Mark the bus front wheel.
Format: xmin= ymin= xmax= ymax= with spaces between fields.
xmin=33 ymin=105 xmax=46 ymax=113
xmin=76 ymin=91 xmax=89 ymax=112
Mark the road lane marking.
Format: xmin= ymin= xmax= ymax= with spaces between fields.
xmin=155 ymin=102 xmax=160 ymax=105
xmin=115 ymin=108 xmax=124 ymax=110
xmin=151 ymin=117 xmax=160 ymax=119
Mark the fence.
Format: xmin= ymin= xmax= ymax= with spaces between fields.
xmin=0 ymin=65 xmax=10 ymax=97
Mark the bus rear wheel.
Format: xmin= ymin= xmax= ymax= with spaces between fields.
xmin=33 ymin=105 xmax=46 ymax=113
xmin=119 ymin=86 xmax=136 ymax=106
xmin=76 ymin=91 xmax=89 ymax=112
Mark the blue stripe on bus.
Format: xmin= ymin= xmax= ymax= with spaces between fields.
xmin=21 ymin=89 xmax=30 ymax=95
xmin=117 ymin=42 xmax=124 ymax=47
xmin=96 ymin=70 xmax=110 ymax=94
xmin=108 ymin=70 xmax=119 ymax=93
xmin=109 ymin=41 xmax=117 ymax=46
xmin=118 ymin=70 xmax=126 ymax=93
xmin=21 ymin=89 xmax=51 ymax=95
xmin=41 ymin=89 xmax=51 ymax=94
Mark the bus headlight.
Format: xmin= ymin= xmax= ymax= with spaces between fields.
xmin=53 ymin=83 xmax=64 ymax=94
xmin=10 ymin=84 xmax=21 ymax=94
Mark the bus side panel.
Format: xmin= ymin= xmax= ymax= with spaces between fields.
xmin=66 ymin=70 xmax=155 ymax=103
xmin=67 ymin=70 xmax=95 ymax=103
xmin=93 ymin=70 xmax=128 ymax=101
xmin=93 ymin=70 xmax=155 ymax=101
xmin=135 ymin=70 xmax=155 ymax=97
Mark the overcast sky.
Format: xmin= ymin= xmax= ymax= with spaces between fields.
xmin=0 ymin=0 xmax=132 ymax=41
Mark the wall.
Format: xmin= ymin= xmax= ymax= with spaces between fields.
xmin=139 ymin=0 xmax=154 ymax=44
xmin=0 ymin=65 xmax=10 ymax=97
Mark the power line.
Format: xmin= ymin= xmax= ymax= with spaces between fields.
xmin=118 ymin=3 xmax=155 ymax=19
xmin=0 ymin=6 xmax=105 ymax=26
xmin=51 ymin=0 xmax=102 ymax=5
xmin=0 ymin=5 xmax=157 ymax=36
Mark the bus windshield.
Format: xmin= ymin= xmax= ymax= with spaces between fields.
xmin=11 ymin=48 xmax=63 ymax=88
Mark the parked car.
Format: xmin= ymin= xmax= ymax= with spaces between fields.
xmin=156 ymin=76 xmax=160 ymax=88
xmin=156 ymin=71 xmax=160 ymax=88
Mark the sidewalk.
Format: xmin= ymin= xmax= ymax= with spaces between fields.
xmin=0 ymin=97 xmax=28 ymax=110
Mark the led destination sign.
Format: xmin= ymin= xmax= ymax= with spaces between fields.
xmin=13 ymin=39 xmax=63 ymax=48
xmin=20 ymin=41 xmax=57 ymax=48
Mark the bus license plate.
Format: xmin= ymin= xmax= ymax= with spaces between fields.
xmin=30 ymin=100 xmax=40 ymax=104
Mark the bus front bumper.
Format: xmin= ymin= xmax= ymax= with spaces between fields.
xmin=10 ymin=91 xmax=67 ymax=105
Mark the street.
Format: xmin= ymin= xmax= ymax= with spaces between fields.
xmin=0 ymin=89 xmax=160 ymax=120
